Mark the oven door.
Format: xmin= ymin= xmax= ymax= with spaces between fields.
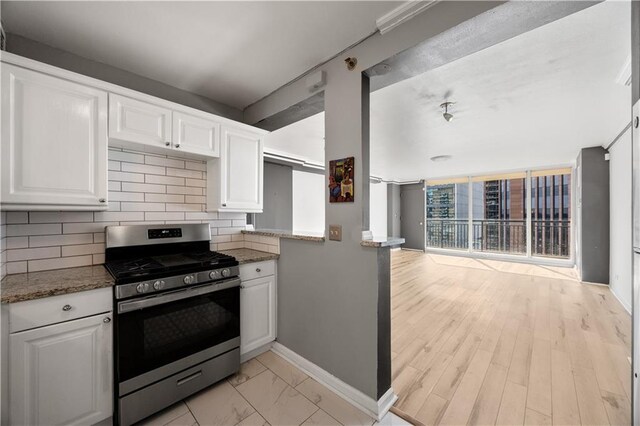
xmin=116 ymin=278 xmax=240 ymax=395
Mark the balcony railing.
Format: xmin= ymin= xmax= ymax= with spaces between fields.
xmin=531 ymin=219 xmax=570 ymax=258
xmin=472 ymin=220 xmax=526 ymax=254
xmin=426 ymin=219 xmax=571 ymax=259
xmin=426 ymin=219 xmax=468 ymax=250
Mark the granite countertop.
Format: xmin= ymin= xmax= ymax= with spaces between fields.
xmin=219 ymin=248 xmax=279 ymax=264
xmin=242 ymin=229 xmax=325 ymax=242
xmin=1 ymin=265 xmax=114 ymax=304
xmin=361 ymin=237 xmax=406 ymax=248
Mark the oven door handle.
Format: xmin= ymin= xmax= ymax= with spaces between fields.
xmin=117 ymin=277 xmax=241 ymax=314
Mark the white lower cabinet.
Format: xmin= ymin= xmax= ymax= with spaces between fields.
xmin=7 ymin=288 xmax=113 ymax=426
xmin=239 ymin=261 xmax=276 ymax=354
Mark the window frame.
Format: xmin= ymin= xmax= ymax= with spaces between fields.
xmin=424 ymin=166 xmax=575 ymax=266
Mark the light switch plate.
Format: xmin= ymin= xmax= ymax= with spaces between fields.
xmin=329 ymin=225 xmax=342 ymax=241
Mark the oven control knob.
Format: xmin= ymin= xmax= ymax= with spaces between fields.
xmin=221 ymin=268 xmax=231 ymax=278
xmin=209 ymin=270 xmax=220 ymax=280
xmin=136 ymin=282 xmax=149 ymax=293
xmin=183 ymin=275 xmax=195 ymax=285
xmin=153 ymin=280 xmax=165 ymax=290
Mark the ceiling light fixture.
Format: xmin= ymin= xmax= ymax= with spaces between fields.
xmin=440 ymin=102 xmax=454 ymax=122
xmin=430 ymin=155 xmax=452 ymax=162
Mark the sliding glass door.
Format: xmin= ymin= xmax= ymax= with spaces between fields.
xmin=530 ymin=169 xmax=571 ymax=258
xmin=425 ymin=179 xmax=469 ymax=250
xmin=471 ymin=173 xmax=527 ymax=255
xmin=425 ymin=168 xmax=572 ymax=261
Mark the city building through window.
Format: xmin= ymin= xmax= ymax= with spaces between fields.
xmin=425 ymin=168 xmax=572 ymax=259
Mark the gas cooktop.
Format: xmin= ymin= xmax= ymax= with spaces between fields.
xmin=105 ymin=250 xmax=238 ymax=284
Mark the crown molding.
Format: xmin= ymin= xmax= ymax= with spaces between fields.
xmin=376 ymin=1 xmax=440 ymax=35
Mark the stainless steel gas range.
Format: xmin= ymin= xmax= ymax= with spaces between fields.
xmin=104 ymin=224 xmax=240 ymax=426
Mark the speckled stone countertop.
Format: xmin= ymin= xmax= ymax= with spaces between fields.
xmin=361 ymin=237 xmax=406 ymax=248
xmin=219 ymin=248 xmax=279 ymax=264
xmin=242 ymin=229 xmax=325 ymax=242
xmin=1 ymin=265 xmax=114 ymax=304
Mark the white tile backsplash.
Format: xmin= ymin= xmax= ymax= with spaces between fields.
xmin=29 ymin=234 xmax=94 ymax=248
xmin=145 ymin=174 xmax=186 ymax=186
xmin=6 ymin=237 xmax=29 ymax=249
xmin=1 ymin=148 xmax=253 ymax=275
xmin=7 ymin=223 xmax=62 ymax=237
xmin=7 ymin=247 xmax=61 ymax=262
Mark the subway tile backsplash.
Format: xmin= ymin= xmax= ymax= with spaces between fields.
xmin=0 ymin=148 xmax=256 ymax=276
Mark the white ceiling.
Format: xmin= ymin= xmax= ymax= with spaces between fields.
xmin=266 ymin=1 xmax=632 ymax=182
xmin=1 ymin=1 xmax=397 ymax=109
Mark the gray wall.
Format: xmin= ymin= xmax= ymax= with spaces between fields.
xmin=387 ymin=184 xmax=401 ymax=238
xmin=5 ymin=34 xmax=242 ymax=121
xmin=255 ymin=162 xmax=293 ymax=231
xmin=578 ymin=147 xmax=610 ymax=284
xmin=242 ymin=1 xmax=502 ymax=402
xmin=277 ymin=239 xmax=383 ymax=398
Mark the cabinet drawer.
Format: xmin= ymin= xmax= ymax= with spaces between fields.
xmin=9 ymin=287 xmax=112 ymax=333
xmin=239 ymin=261 xmax=275 ymax=281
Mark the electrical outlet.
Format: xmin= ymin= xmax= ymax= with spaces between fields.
xmin=329 ymin=225 xmax=342 ymax=241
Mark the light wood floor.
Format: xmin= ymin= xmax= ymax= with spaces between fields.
xmin=391 ymin=250 xmax=631 ymax=426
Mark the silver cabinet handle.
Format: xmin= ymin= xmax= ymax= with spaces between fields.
xmin=103 ymin=317 xmax=111 ymax=323
xmin=62 ymin=305 xmax=72 ymax=311
xmin=165 ymin=141 xmax=171 ymax=146
xmin=256 ymin=268 xmax=261 ymax=273
xmin=99 ymin=198 xmax=106 ymax=203
xmin=175 ymin=143 xmax=180 ymax=148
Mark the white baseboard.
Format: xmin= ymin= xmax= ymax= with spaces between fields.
xmin=240 ymin=341 xmax=274 ymax=363
xmin=271 ymin=343 xmax=396 ymax=421
xmin=609 ymin=285 xmax=632 ymax=315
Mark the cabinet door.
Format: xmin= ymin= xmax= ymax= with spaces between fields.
xmin=172 ymin=111 xmax=220 ymax=157
xmin=240 ymin=275 xmax=275 ymax=354
xmin=109 ymin=93 xmax=171 ymax=148
xmin=1 ymin=64 xmax=108 ymax=209
xmin=10 ymin=314 xmax=113 ymax=426
xmin=220 ymin=126 xmax=264 ymax=211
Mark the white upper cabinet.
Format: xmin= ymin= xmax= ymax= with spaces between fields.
xmin=1 ymin=53 xmax=267 ymax=213
xmin=109 ymin=95 xmax=221 ymax=159
xmin=172 ymin=111 xmax=220 ymax=158
xmin=207 ymin=126 xmax=264 ymax=212
xmin=1 ymin=64 xmax=108 ymax=210
xmin=108 ymin=93 xmax=172 ymax=148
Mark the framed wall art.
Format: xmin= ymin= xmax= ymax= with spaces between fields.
xmin=328 ymin=156 xmax=354 ymax=203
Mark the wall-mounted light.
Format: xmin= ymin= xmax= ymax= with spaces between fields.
xmin=440 ymin=102 xmax=454 ymax=122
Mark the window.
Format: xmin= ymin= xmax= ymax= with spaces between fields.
xmin=530 ymin=169 xmax=571 ymax=258
xmin=424 ymin=168 xmax=572 ymax=260
xmin=425 ymin=178 xmax=469 ymax=250
xmin=471 ymin=173 xmax=526 ymax=255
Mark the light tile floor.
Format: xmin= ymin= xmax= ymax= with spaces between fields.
xmin=137 ymin=350 xmax=410 ymax=426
